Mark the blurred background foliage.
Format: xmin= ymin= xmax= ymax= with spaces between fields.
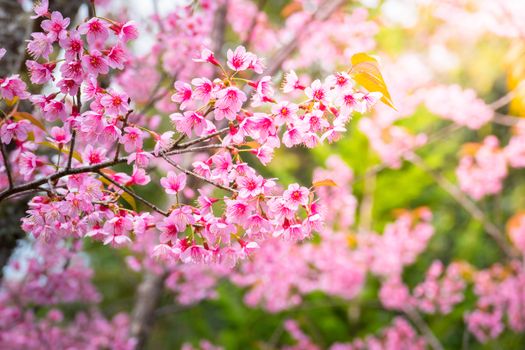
xmin=82 ymin=0 xmax=525 ymax=348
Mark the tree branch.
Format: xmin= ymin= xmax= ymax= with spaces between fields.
xmin=160 ymin=152 xmax=236 ymax=193
xmin=408 ymin=153 xmax=517 ymax=258
xmin=97 ymin=171 xmax=168 ymax=216
xmin=404 ymin=308 xmax=445 ymax=350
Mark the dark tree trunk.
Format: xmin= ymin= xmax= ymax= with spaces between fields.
xmin=0 ymin=0 xmax=85 ymax=280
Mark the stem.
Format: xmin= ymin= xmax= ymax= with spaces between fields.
xmin=176 ymin=126 xmax=230 ymax=149
xmin=0 ymin=124 xmax=231 ymax=203
xmin=404 ymin=308 xmax=445 ymax=350
xmin=160 ymin=152 xmax=236 ymax=193
xmin=66 ymin=130 xmax=76 ymax=170
xmin=241 ymin=0 xmax=268 ymax=49
xmin=98 ymin=171 xmax=168 ymax=216
xmin=114 ymin=110 xmax=132 ymax=162
xmin=409 ymin=153 xmax=517 ymax=258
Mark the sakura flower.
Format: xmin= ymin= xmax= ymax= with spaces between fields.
xmin=283 ymin=184 xmax=309 ymax=209
xmin=226 ymin=46 xmax=251 ymax=71
xmin=60 ymin=60 xmax=84 ymax=83
xmin=272 ymin=101 xmax=298 ymax=126
xmin=47 ymin=126 xmax=71 ymax=148
xmin=130 ymin=168 xmax=150 ymax=186
xmin=170 ymin=111 xmax=213 ymax=137
xmin=82 ymin=145 xmax=107 ymax=165
xmin=0 ymin=75 xmax=30 ymax=100
xmin=41 ymin=11 xmax=70 ymax=41
xmin=336 ymin=91 xmax=365 ymax=116
xmin=236 ymin=174 xmax=264 ymax=199
xmin=181 ymin=244 xmax=210 ymax=264
xmin=161 ymin=171 xmax=187 ymax=194
xmin=26 ymin=60 xmax=54 ymax=84
xmin=171 ymin=81 xmax=193 ymax=110
xmin=0 ymin=120 xmax=31 ymax=144
xmin=326 ymin=72 xmax=353 ymax=90
xmin=78 ymin=18 xmax=110 ymax=46
xmin=43 ymin=99 xmax=67 ymax=122
xmin=59 ymin=30 xmax=83 ymax=61
xmin=31 ymin=0 xmax=49 ymax=19
xmin=169 ymin=206 xmax=195 ymax=232
xmin=19 ymin=152 xmax=42 ymax=180
xmin=26 ymin=32 xmax=54 ymax=60
xmin=362 ymin=91 xmax=382 ymax=111
xmin=156 ymin=215 xmax=181 ymax=244
xmin=191 ymin=77 xmax=214 ymax=103
xmin=127 ymin=149 xmax=153 ymax=168
xmin=215 ymin=87 xmax=246 ymax=112
xmin=153 ymin=131 xmax=174 ymax=155
xmin=100 ymin=90 xmax=129 ymax=116
xmin=282 ymin=70 xmax=304 ymax=93
xmin=111 ymin=20 xmax=139 ymax=42
xmin=121 ymin=126 xmax=143 ymax=152
xmin=193 ymin=48 xmax=220 ymax=66
xmin=81 ymin=50 xmax=109 ymax=76
xmin=102 ymin=215 xmax=133 ymax=247
xmin=305 ymin=79 xmax=328 ymax=103
xmin=107 ymin=44 xmax=128 ymax=70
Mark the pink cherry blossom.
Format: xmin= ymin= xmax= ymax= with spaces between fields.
xmin=161 ymin=171 xmax=187 ymax=194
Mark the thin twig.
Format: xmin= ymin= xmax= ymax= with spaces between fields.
xmin=242 ymin=0 xmax=268 ymax=49
xmin=0 ymin=127 xmax=232 ymax=203
xmin=164 ymin=144 xmax=225 ymax=156
xmin=404 ymin=308 xmax=445 ymax=350
xmin=160 ymin=152 xmax=236 ymax=193
xmin=114 ymin=110 xmax=133 ymax=162
xmin=409 ymin=153 xmax=517 ymax=258
xmin=98 ymin=171 xmax=168 ymax=216
xmin=67 ymin=90 xmax=82 ymax=170
xmin=264 ymin=0 xmax=346 ymax=77
xmin=176 ymin=126 xmax=230 ymax=149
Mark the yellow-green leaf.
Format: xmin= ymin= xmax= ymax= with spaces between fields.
xmin=12 ymin=112 xmax=46 ymax=131
xmin=39 ymin=141 xmax=83 ymax=163
xmin=350 ymin=53 xmax=396 ymax=110
xmin=98 ymin=170 xmax=138 ymax=211
xmin=312 ymin=179 xmax=337 ymax=187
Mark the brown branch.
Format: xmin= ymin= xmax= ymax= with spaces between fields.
xmin=0 ymin=126 xmax=232 ymax=203
xmin=160 ymin=152 xmax=236 ymax=193
xmin=242 ymin=0 xmax=268 ymax=49
xmin=130 ymin=271 xmax=167 ymax=350
xmin=211 ymin=0 xmax=229 ymax=57
xmin=98 ymin=171 xmax=168 ymax=216
xmin=114 ymin=109 xmax=133 ymax=162
xmin=176 ymin=126 xmax=230 ymax=149
xmin=164 ymin=144 xmax=224 ymax=156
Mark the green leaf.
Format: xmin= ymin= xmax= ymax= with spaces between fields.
xmin=39 ymin=141 xmax=83 ymax=163
xmin=99 ymin=169 xmax=138 ymax=211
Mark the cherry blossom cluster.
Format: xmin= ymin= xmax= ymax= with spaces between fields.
xmin=422 ymin=84 xmax=494 ymax=129
xmin=282 ymin=317 xmax=427 ymax=350
xmin=0 ymin=239 xmax=134 ymax=349
xmin=456 ymin=127 xmax=525 ymax=200
xmin=0 ymin=0 xmax=384 ymax=271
